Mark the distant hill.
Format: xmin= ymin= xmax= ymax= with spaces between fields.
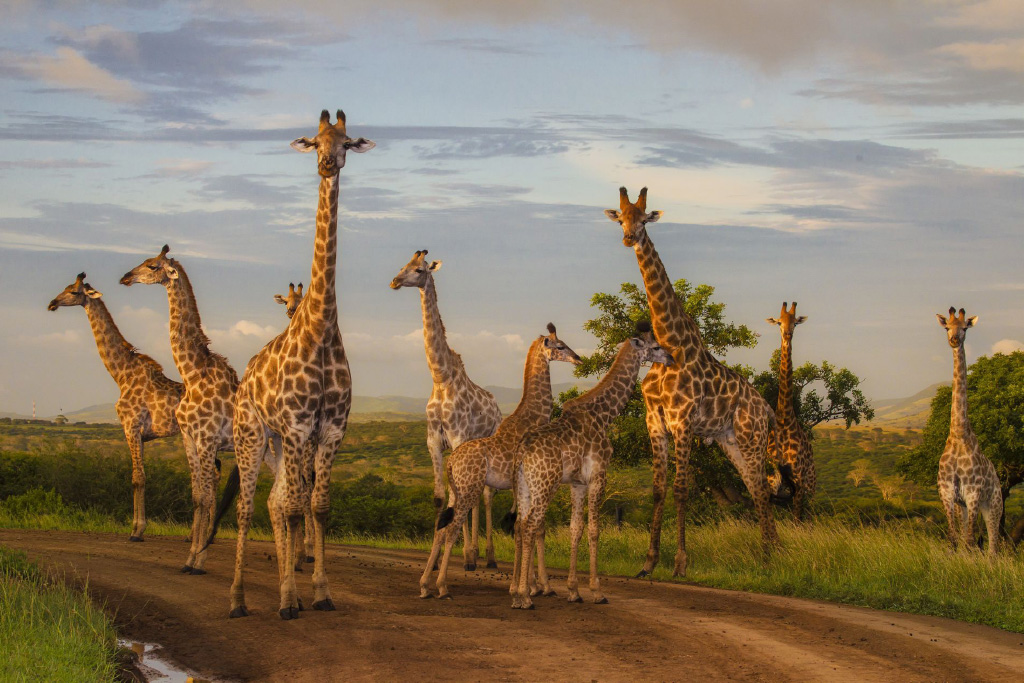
xmin=869 ymin=382 xmax=946 ymax=430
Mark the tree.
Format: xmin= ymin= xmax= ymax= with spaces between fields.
xmin=897 ymin=351 xmax=1024 ymax=541
xmin=846 ymin=458 xmax=873 ymax=487
xmin=562 ymin=278 xmax=871 ymax=513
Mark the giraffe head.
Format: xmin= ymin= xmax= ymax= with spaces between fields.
xmin=604 ymin=186 xmax=663 ymax=247
xmin=541 ymin=323 xmax=583 ymax=365
xmin=120 ymin=245 xmax=178 ymax=287
xmin=290 ymin=109 xmax=376 ymax=177
xmin=274 ymin=283 xmax=304 ymax=319
xmin=389 ymin=249 xmax=441 ymax=290
xmin=766 ymin=302 xmax=807 ymax=340
xmin=630 ymin=320 xmax=674 ymax=366
xmin=48 ymin=272 xmax=102 ymax=311
xmin=936 ymin=306 xmax=977 ymax=349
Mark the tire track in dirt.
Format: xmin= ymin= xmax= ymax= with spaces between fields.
xmin=2 ymin=529 xmax=1022 ymax=682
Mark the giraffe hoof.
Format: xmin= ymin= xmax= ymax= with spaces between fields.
xmin=594 ymin=597 xmax=609 ymax=604
xmin=485 ymin=561 xmax=498 ymax=569
xmin=419 ymin=591 xmax=433 ymax=599
xmin=229 ymin=606 xmax=249 ymax=619
xmin=128 ymin=536 xmax=144 ymax=543
xmin=568 ymin=595 xmax=583 ymax=604
xmin=635 ymin=569 xmax=650 ymax=579
xmin=279 ymin=607 xmax=300 ymax=620
xmin=464 ymin=563 xmax=476 ymax=572
xmin=305 ymin=555 xmax=315 ymax=564
xmin=297 ymin=599 xmax=304 ymax=611
xmin=543 ymin=589 xmax=558 ymax=597
xmin=189 ymin=568 xmax=207 ymax=576
xmin=438 ymin=593 xmax=452 ymax=601
xmin=523 ymin=602 xmax=535 ymax=610
xmin=312 ymin=599 xmax=335 ymax=611
xmin=180 ymin=565 xmax=193 ymax=574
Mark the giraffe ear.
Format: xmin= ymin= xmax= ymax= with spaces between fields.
xmin=290 ymin=137 xmax=317 ymax=153
xmin=629 ymin=337 xmax=644 ymax=350
xmin=274 ymin=294 xmax=287 ymax=305
xmin=795 ymin=316 xmax=807 ymax=325
xmin=543 ymin=337 xmax=556 ymax=348
xmin=345 ymin=137 xmax=376 ymax=153
xmin=936 ymin=314 xmax=948 ymax=328
xmin=85 ymin=286 xmax=103 ymax=299
xmin=646 ymin=211 xmax=663 ymax=223
xmin=604 ymin=209 xmax=621 ymax=222
xmin=428 ymin=260 xmax=442 ymax=272
xmin=165 ymin=265 xmax=179 ymax=280
xmin=966 ymin=316 xmax=978 ymax=327
xmin=766 ymin=318 xmax=780 ymax=326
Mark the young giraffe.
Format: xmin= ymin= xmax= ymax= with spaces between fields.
xmin=121 ymin=246 xmax=238 ymax=574
xmin=390 ymin=250 xmax=503 ymax=570
xmin=935 ymin=307 xmax=1002 ymax=555
xmin=420 ymin=323 xmax=582 ymax=599
xmin=765 ymin=302 xmax=816 ymax=519
xmin=230 ymin=109 xmax=374 ymax=620
xmin=48 ymin=272 xmax=183 ymax=542
xmin=510 ymin=322 xmax=673 ymax=609
xmin=605 ymin=187 xmax=781 ymax=578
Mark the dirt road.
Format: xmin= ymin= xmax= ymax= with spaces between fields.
xmin=2 ymin=529 xmax=1022 ymax=682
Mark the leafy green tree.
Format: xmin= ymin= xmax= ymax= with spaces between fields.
xmin=897 ymin=351 xmax=1024 ymax=540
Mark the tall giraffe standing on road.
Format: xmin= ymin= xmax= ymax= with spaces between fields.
xmin=48 ymin=272 xmax=183 ymax=542
xmin=229 ymin=109 xmax=374 ymax=619
xmin=510 ymin=322 xmax=673 ymax=609
xmin=605 ymin=187 xmax=780 ymax=577
xmin=390 ymin=250 xmax=503 ymax=570
xmin=420 ymin=323 xmax=581 ymax=599
xmin=121 ymin=246 xmax=237 ymax=574
xmin=935 ymin=307 xmax=1002 ymax=555
xmin=766 ymin=302 xmax=816 ymax=519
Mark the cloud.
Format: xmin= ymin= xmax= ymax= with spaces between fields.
xmin=938 ymin=39 xmax=1024 ymax=73
xmin=895 ymin=119 xmax=1024 ymax=140
xmin=13 ymin=329 xmax=82 ymax=346
xmin=0 ymin=158 xmax=112 ymax=170
xmin=1 ymin=46 xmax=144 ymax=103
xmin=991 ymin=339 xmax=1024 ymax=355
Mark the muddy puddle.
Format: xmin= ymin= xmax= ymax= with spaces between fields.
xmin=122 ymin=640 xmax=214 ymax=682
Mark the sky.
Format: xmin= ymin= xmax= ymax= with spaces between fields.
xmin=1 ymin=0 xmax=1023 ymax=417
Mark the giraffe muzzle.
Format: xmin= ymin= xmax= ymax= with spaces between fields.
xmin=47 ymin=299 xmax=59 ymax=311
xmin=119 ymin=272 xmax=134 ymax=286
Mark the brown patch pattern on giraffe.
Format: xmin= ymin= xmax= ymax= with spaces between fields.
xmin=48 ymin=272 xmax=184 ymax=542
xmin=420 ymin=323 xmax=582 ymax=599
xmin=121 ymin=247 xmax=238 ymax=574
xmin=510 ymin=322 xmax=673 ymax=609
xmin=935 ymin=307 xmax=1002 ymax=555
xmin=606 ymin=187 xmax=781 ymax=578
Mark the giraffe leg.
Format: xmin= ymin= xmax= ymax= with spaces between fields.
xmin=229 ymin=403 xmax=265 ymax=618
xmin=535 ymin=519 xmax=555 ymax=596
xmin=513 ymin=505 xmax=543 ymax=610
xmin=730 ymin=418 xmax=781 ymax=555
xmin=566 ymin=484 xmax=587 ymax=603
xmin=310 ymin=437 xmax=342 ymax=613
xmin=426 ymin=422 xmax=446 ymax=509
xmin=964 ymin=498 xmax=981 ymax=553
xmin=670 ymin=423 xmax=694 ymax=577
xmin=790 ymin=467 xmax=806 ymax=521
xmin=189 ymin=444 xmax=220 ymax=574
xmin=483 ymin=485 xmax=498 ymax=569
xmin=267 ymin=475 xmax=290 ymax=582
xmin=938 ymin=485 xmax=959 ymax=551
xmin=588 ymin=467 xmax=608 ymax=604
xmin=125 ymin=430 xmax=146 ymax=542
xmin=639 ymin=403 xmax=670 ymax=577
xmin=181 ymin=431 xmax=202 ymax=572
xmin=983 ymin=493 xmax=1003 ymax=557
xmin=464 ymin=498 xmax=479 ymax=571
xmin=437 ymin=492 xmax=476 ymax=599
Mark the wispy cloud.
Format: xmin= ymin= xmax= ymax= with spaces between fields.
xmin=1 ymin=46 xmax=144 ymax=103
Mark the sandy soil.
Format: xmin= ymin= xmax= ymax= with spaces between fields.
xmin=2 ymin=528 xmax=1022 ymax=682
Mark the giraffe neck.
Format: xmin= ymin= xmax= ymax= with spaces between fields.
xmin=564 ymin=341 xmax=641 ymax=428
xmin=420 ymin=277 xmax=455 ymax=384
xmin=508 ymin=338 xmax=552 ymax=426
xmin=82 ymin=297 xmax=135 ymax=384
xmin=633 ymin=233 xmax=703 ymax=358
xmin=949 ymin=343 xmax=972 ymax=438
xmin=164 ymin=260 xmax=211 ymax=385
xmin=300 ymin=173 xmax=340 ymax=331
xmin=777 ymin=334 xmax=797 ymax=429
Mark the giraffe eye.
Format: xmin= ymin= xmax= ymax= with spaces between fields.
xmin=415 ymin=268 xmax=424 ymax=273
xmin=148 ymin=265 xmax=159 ymax=270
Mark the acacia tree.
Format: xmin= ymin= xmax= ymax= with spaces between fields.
xmin=560 ymin=279 xmax=872 ymax=513
xmin=897 ymin=351 xmax=1024 ymax=541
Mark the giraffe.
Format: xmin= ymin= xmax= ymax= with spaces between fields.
xmin=765 ymin=302 xmax=816 ymax=519
xmin=275 ymin=282 xmax=304 ymax=319
xmin=605 ymin=187 xmax=781 ymax=578
xmin=121 ymin=246 xmax=238 ymax=574
xmin=935 ymin=307 xmax=1002 ymax=555
xmin=229 ymin=109 xmax=374 ymax=620
xmin=48 ymin=272 xmax=183 ymax=542
xmin=510 ymin=321 xmax=673 ymax=609
xmin=390 ymin=249 xmax=503 ymax=570
xmin=420 ymin=323 xmax=581 ymax=599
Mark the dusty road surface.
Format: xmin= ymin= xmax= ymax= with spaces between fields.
xmin=2 ymin=529 xmax=1022 ymax=682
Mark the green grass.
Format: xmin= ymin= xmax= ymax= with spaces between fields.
xmin=0 ymin=547 xmax=119 ymax=683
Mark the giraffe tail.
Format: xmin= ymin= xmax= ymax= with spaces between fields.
xmin=204 ymin=464 xmax=240 ymax=550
